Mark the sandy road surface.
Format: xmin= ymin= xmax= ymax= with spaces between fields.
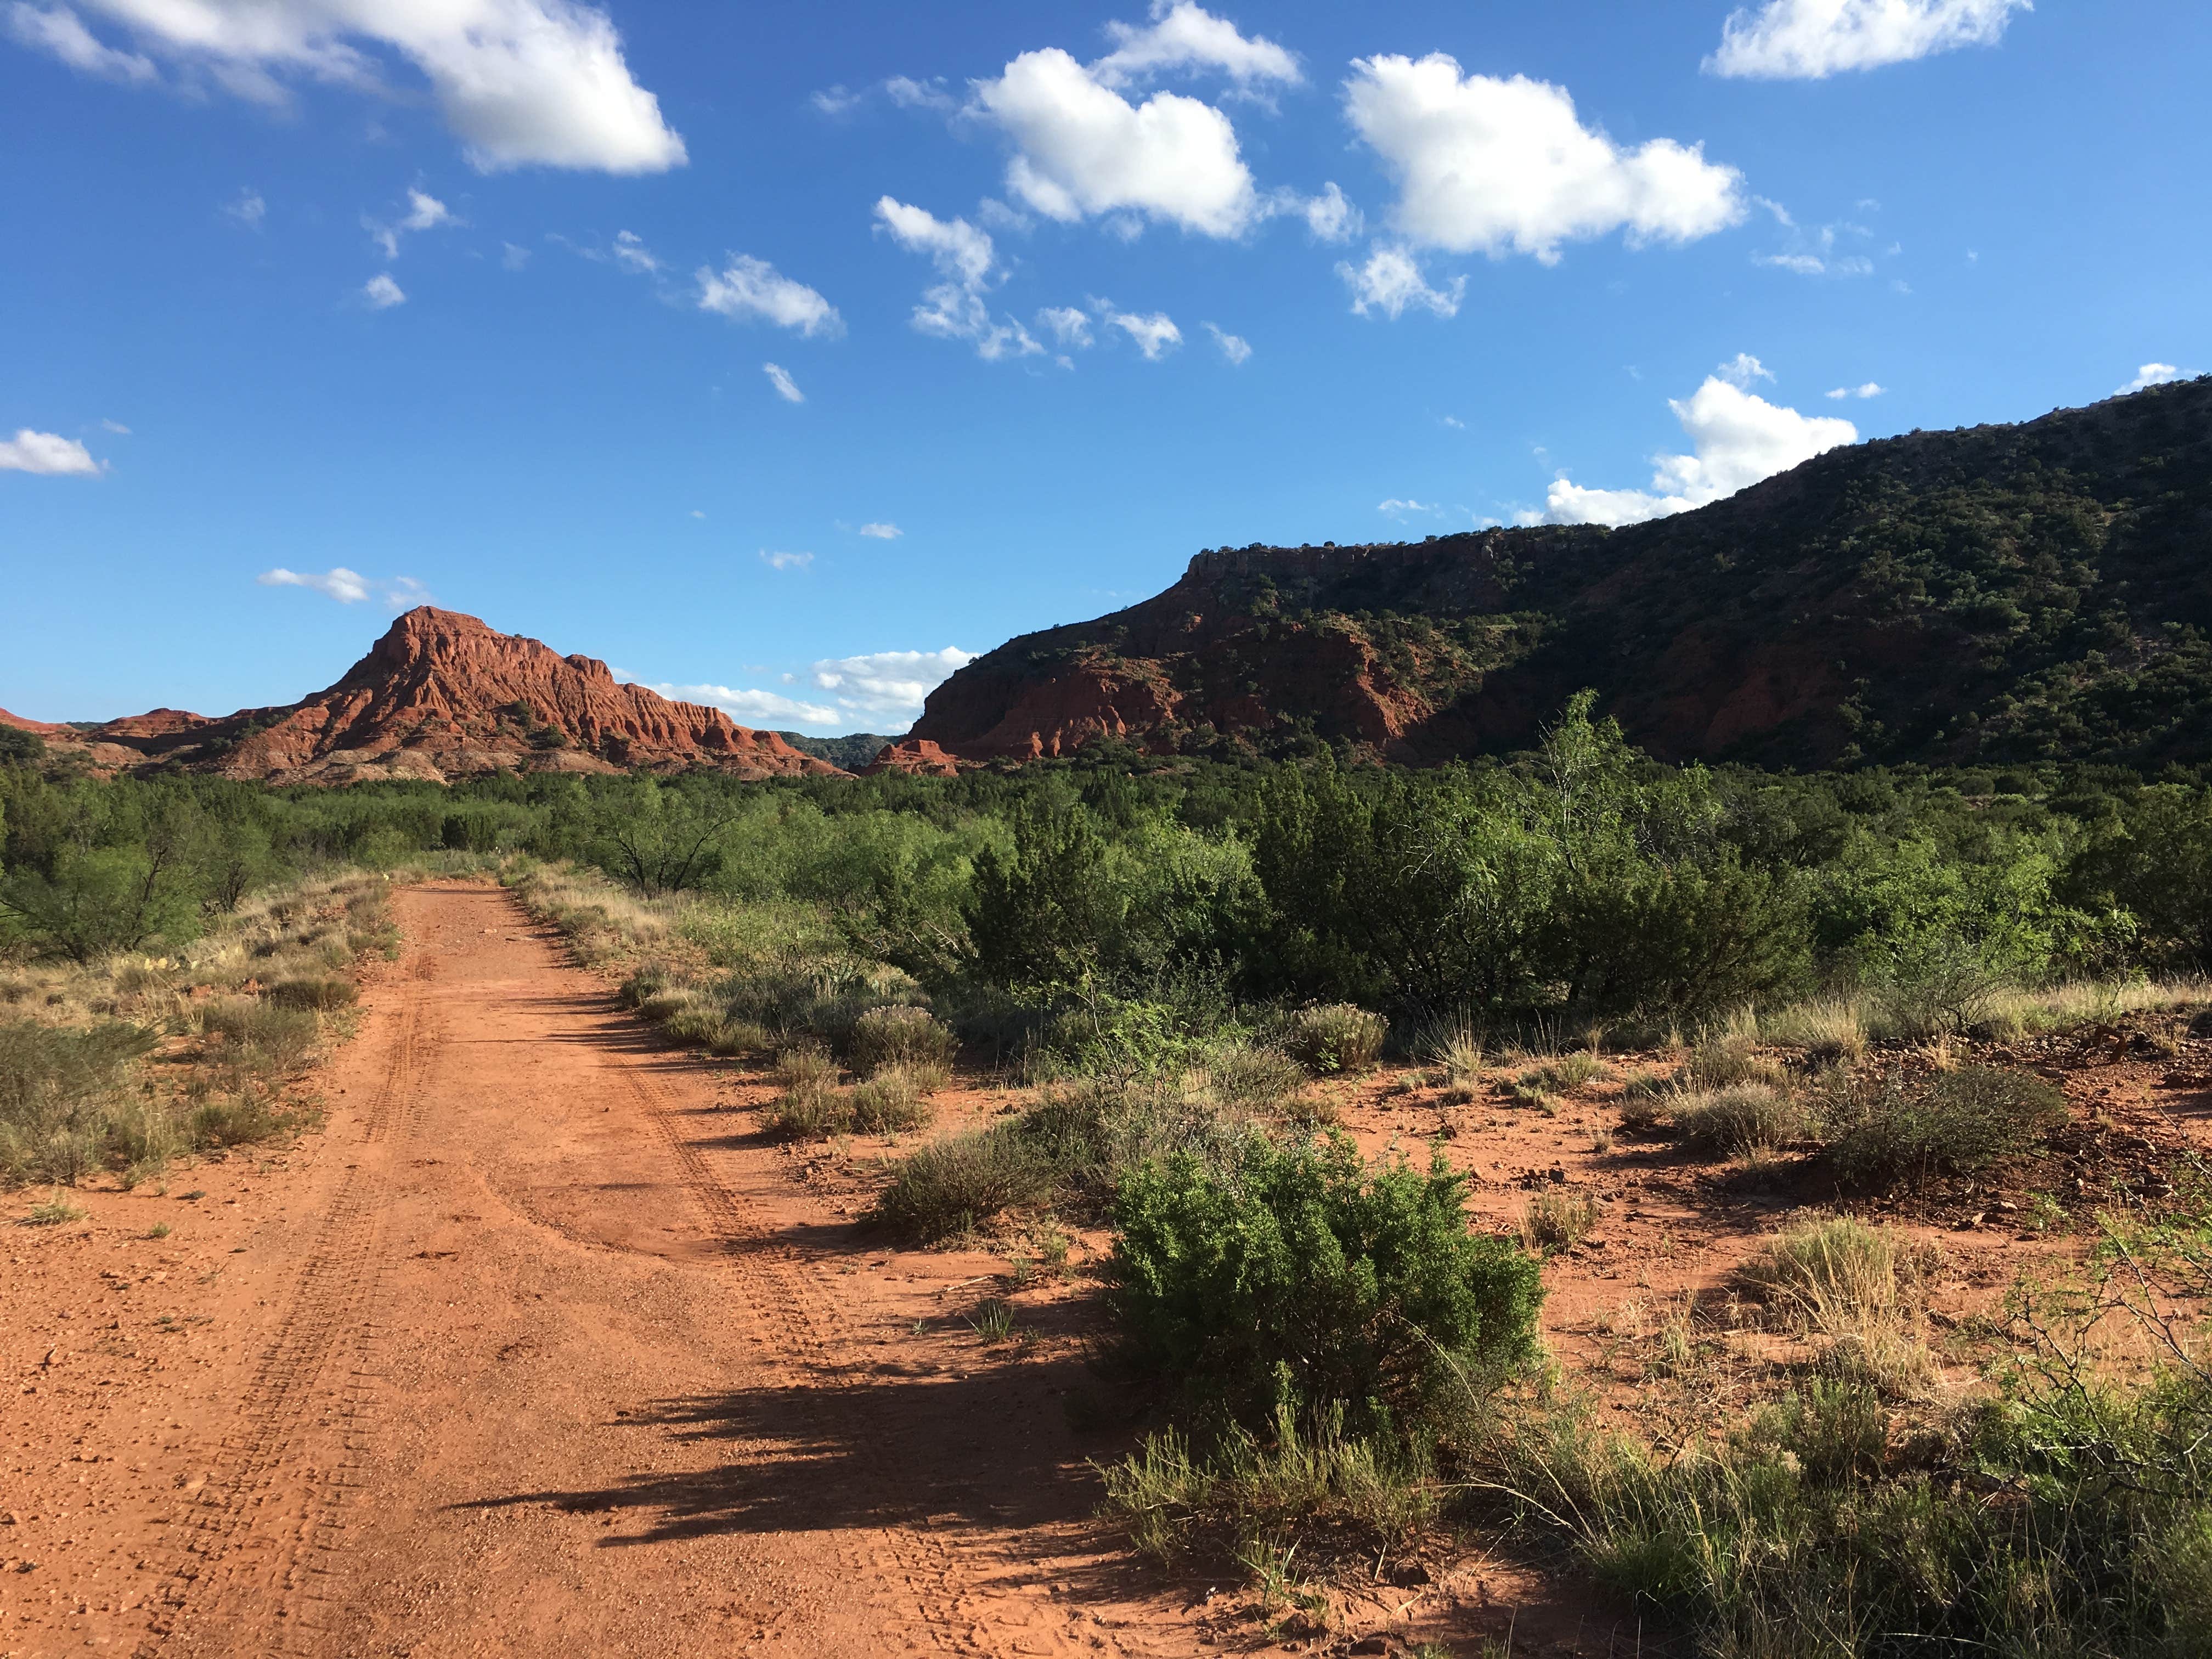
xmin=4 ymin=882 xmax=1194 ymax=1658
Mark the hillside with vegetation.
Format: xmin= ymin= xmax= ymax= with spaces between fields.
xmin=878 ymin=376 xmax=2212 ymax=774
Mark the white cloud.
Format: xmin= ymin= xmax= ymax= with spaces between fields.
xmin=361 ymin=272 xmax=405 ymax=308
xmin=762 ymin=362 xmax=804 ymax=403
xmin=1708 ymin=0 xmax=2030 ymax=80
xmin=1378 ymin=498 xmax=1438 ymax=517
xmin=874 ymin=196 xmax=1040 ymax=360
xmin=809 ymin=647 xmax=977 ymax=720
xmin=4 ymin=3 xmax=154 ymax=82
xmin=809 ymin=82 xmax=861 ymax=116
xmin=644 ymin=681 xmax=840 ymax=726
xmin=501 ymin=240 xmax=531 ymax=270
xmin=1346 ymin=55 xmax=1743 ymax=265
xmin=1289 ymin=179 xmax=1360 ymax=242
xmin=1204 ymin=321 xmax=1250 ymax=364
xmin=1754 ymin=222 xmax=1875 ymax=278
xmin=257 ymin=566 xmax=369 ymax=602
xmin=697 ymin=254 xmax=842 ymax=336
xmin=0 ymin=427 xmax=101 ymax=475
xmin=366 ymin=186 xmax=458 ymax=258
xmin=1338 ymin=244 xmax=1464 ymax=320
xmin=610 ymin=228 xmax=656 ymax=273
xmin=759 ymin=549 xmax=812 ymax=571
xmin=969 ymin=45 xmax=1262 ymax=238
xmin=1717 ymin=352 xmax=1775 ymax=388
xmin=1037 ymin=304 xmax=1094 ymax=348
xmin=99 ymin=417 xmax=129 ymax=433
xmin=18 ymin=0 xmax=685 ymax=172
xmin=221 ymin=187 xmax=266 ymax=227
xmin=1545 ymin=360 xmax=1858 ymax=527
xmin=1101 ymin=305 xmax=1181 ymax=359
xmin=1826 ymin=381 xmax=1885 ymax=399
xmin=858 ymin=522 xmax=902 ymax=539
xmin=1091 ymin=1 xmax=1299 ymax=91
xmin=1441 ymin=415 xmax=1465 ymax=429
xmin=2117 ymin=363 xmax=2182 ymax=396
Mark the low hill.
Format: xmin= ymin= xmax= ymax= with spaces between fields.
xmin=32 ymin=608 xmax=842 ymax=783
xmin=875 ymin=377 xmax=2212 ymax=774
xmin=772 ymin=731 xmax=897 ymax=771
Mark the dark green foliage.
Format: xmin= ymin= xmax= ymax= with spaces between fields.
xmin=1109 ymin=1133 xmax=1542 ymax=1436
xmin=771 ymin=731 xmax=895 ymax=770
xmin=1824 ymin=1064 xmax=2068 ymax=1187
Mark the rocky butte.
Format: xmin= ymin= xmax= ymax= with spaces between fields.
xmin=873 ymin=376 xmax=2212 ymax=775
xmin=8 ymin=607 xmax=841 ymax=783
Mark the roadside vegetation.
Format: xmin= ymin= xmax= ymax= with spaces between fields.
xmin=9 ymin=698 xmax=2212 ymax=1652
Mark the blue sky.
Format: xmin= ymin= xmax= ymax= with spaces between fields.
xmin=3 ymin=0 xmax=2205 ymax=734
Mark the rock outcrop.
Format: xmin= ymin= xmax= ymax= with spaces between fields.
xmin=874 ymin=377 xmax=2212 ymax=773
xmin=34 ymin=608 xmax=842 ymax=784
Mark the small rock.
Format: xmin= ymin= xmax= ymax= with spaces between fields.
xmin=1957 ymin=1212 xmax=1985 ymax=1230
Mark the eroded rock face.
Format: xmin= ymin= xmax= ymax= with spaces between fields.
xmin=56 ymin=608 xmax=843 ymax=783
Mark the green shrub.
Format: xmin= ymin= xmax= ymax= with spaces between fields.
xmin=1281 ymin=1004 xmax=1388 ymax=1074
xmin=1201 ymin=1042 xmax=1307 ymax=1110
xmin=869 ymin=1124 xmax=1060 ymax=1240
xmin=1109 ymin=1132 xmax=1542 ymax=1436
xmin=1672 ymin=1084 xmax=1813 ymax=1158
xmin=847 ymin=1005 xmax=958 ymax=1074
xmin=201 ymin=998 xmax=318 ymax=1071
xmin=848 ymin=1067 xmax=933 ymax=1134
xmin=188 ymin=1092 xmax=298 ymax=1149
xmin=1825 ymin=1065 xmax=2067 ymax=1188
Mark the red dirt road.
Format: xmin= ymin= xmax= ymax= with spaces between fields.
xmin=3 ymin=883 xmax=1192 ymax=1657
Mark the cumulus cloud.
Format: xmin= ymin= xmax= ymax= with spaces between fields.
xmin=1338 ymin=245 xmax=1464 ymax=320
xmin=761 ymin=362 xmax=804 ymax=403
xmin=1091 ymin=1 xmax=1299 ymax=90
xmin=610 ymin=228 xmax=657 ymax=273
xmin=809 ymin=647 xmax=977 ymax=720
xmin=1378 ymin=498 xmax=1438 ymax=517
xmin=0 ymin=428 xmax=102 ymax=475
xmin=644 ymin=681 xmax=840 ymax=726
xmin=1204 ymin=321 xmax=1250 ymax=364
xmin=4 ymin=3 xmax=154 ymax=82
xmin=1826 ymin=381 xmax=1885 ymax=399
xmin=874 ymin=196 xmax=1040 ymax=360
xmin=361 ymin=272 xmax=405 ymax=308
xmin=1708 ymin=0 xmax=2030 ymax=80
xmin=968 ymin=42 xmax=1263 ymax=236
xmin=8 ymin=0 xmax=686 ymax=172
xmin=1289 ymin=180 xmax=1361 ymax=242
xmin=697 ymin=254 xmax=842 ymax=337
xmin=857 ymin=522 xmax=902 ymax=539
xmin=1345 ymin=54 xmax=1745 ymax=263
xmin=759 ymin=549 xmax=813 ymax=571
xmin=257 ymin=566 xmax=369 ymax=602
xmin=1545 ymin=360 xmax=1858 ymax=527
xmin=2118 ymin=363 xmax=2182 ymax=396
xmin=1716 ymin=352 xmax=1775 ymax=388
xmin=631 ymin=646 xmax=976 ymax=731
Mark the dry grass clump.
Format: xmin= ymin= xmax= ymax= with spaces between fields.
xmin=1739 ymin=1215 xmax=1937 ymax=1396
xmin=1821 ymin=1064 xmax=2066 ymax=1189
xmin=1519 ymin=1051 xmax=1611 ymax=1092
xmin=1281 ymin=1003 xmax=1388 ymax=1074
xmin=848 ymin=1066 xmax=935 ymax=1134
xmin=1521 ymin=1189 xmax=1600 ymax=1251
xmin=1671 ymin=1083 xmax=1814 ymax=1159
xmin=1683 ymin=1030 xmax=1791 ymax=1092
xmin=1423 ymin=1019 xmax=1485 ymax=1103
xmin=1759 ymin=996 xmax=1869 ymax=1063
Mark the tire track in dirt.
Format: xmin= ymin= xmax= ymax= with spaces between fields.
xmin=603 ymin=1011 xmax=979 ymax=1653
xmin=132 ymin=975 xmax=427 ymax=1658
